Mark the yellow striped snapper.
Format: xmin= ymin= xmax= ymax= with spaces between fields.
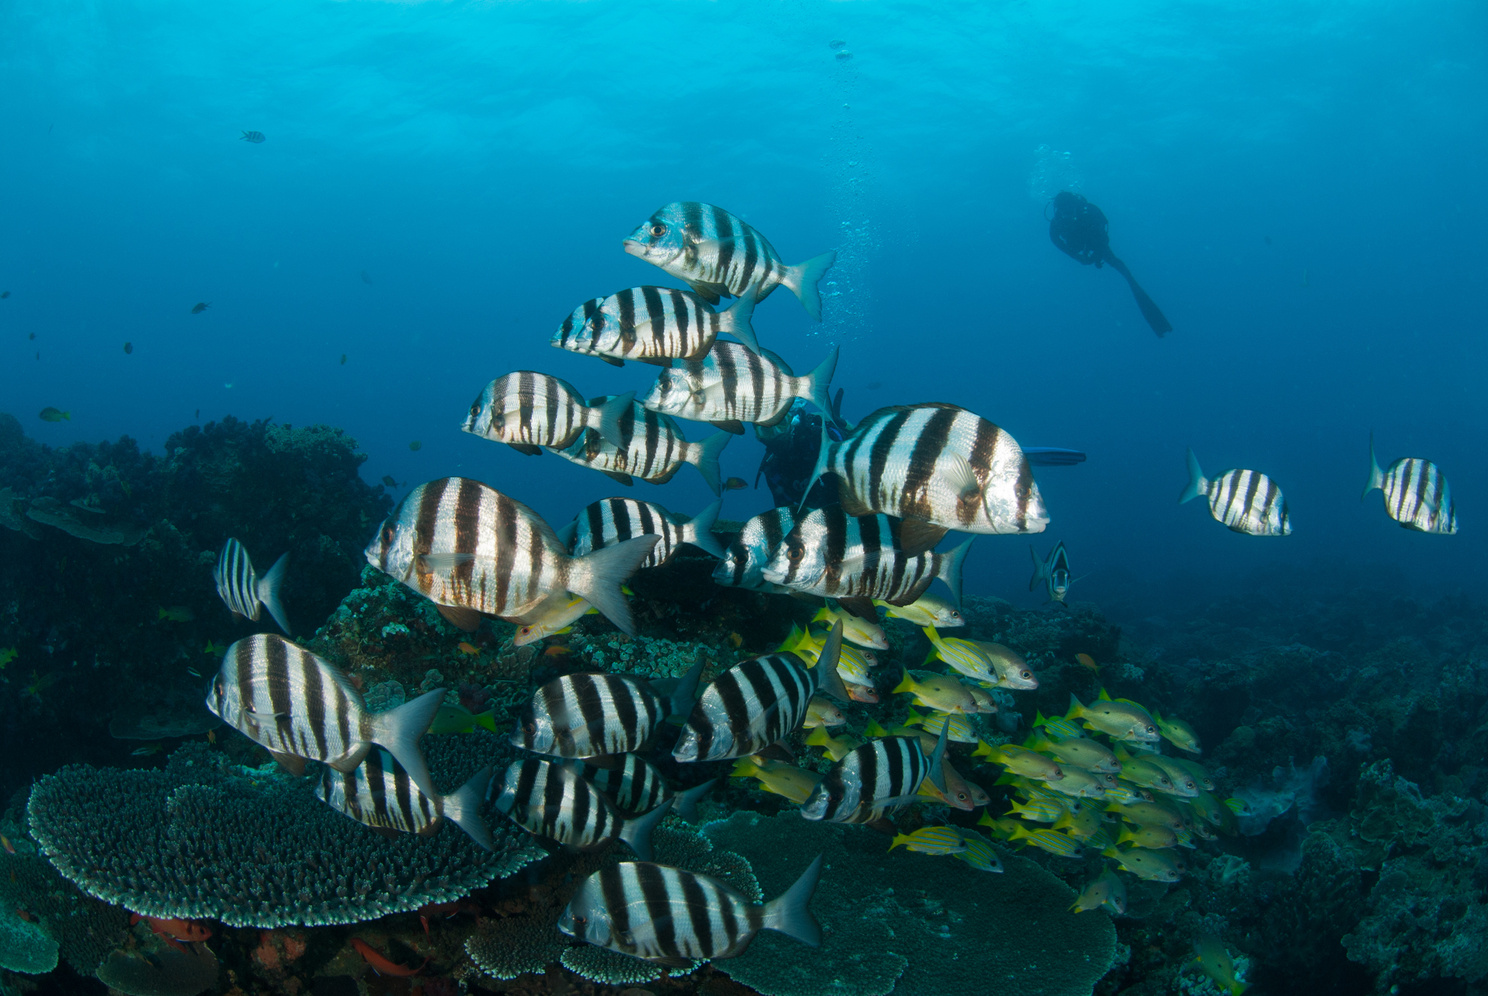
xmin=513 ymin=664 xmax=702 ymax=758
xmin=317 ymin=749 xmax=494 ymax=849
xmin=552 ymin=399 xmax=731 ymax=496
xmin=892 ymin=669 xmax=978 ymax=714
xmin=1118 ymin=824 xmax=1178 ymax=849
xmin=973 ymin=741 xmax=1065 ymax=782
xmin=713 ymin=506 xmax=797 ymax=592
xmin=889 ymin=825 xmax=967 ymax=855
xmin=1005 ymin=823 xmax=1083 ymax=858
xmin=213 ymin=538 xmax=290 ymax=634
xmin=921 ymin=627 xmax=1000 ymax=684
xmin=806 ymin=726 xmax=864 ymax=762
xmin=1105 ymin=846 xmax=1186 ymax=882
xmin=1025 ymin=734 xmax=1120 ymax=773
xmin=512 ymin=594 xmax=594 ymax=647
xmin=903 ymin=708 xmax=979 ymax=744
xmin=1153 ymin=710 xmax=1202 ymax=753
xmin=953 ymin=833 xmax=1004 ymax=873
xmin=1007 ymin=796 xmax=1068 ymax=823
xmin=624 ymin=201 xmax=836 ymax=320
xmin=730 ymin=756 xmax=822 ymax=804
xmin=1067 ymin=691 xmax=1160 ymax=743
xmin=461 ymin=371 xmax=631 ymax=454
xmin=876 ymin=592 xmax=964 ymax=628
xmin=1180 ymin=449 xmax=1291 ymax=536
xmin=553 ymin=284 xmax=758 ymax=365
xmin=807 ymin=403 xmax=1048 ymax=536
xmin=1364 ymin=433 xmax=1456 ymax=534
xmin=1034 ymin=709 xmax=1085 ymax=741
xmin=561 ymin=496 xmax=725 ymax=569
xmin=813 ymin=603 xmax=888 ymax=649
xmin=1071 ymin=869 xmax=1127 ymax=914
xmin=367 ymin=477 xmax=658 ymax=635
xmin=494 ymin=758 xmax=671 ymax=859
xmin=780 ymin=625 xmax=878 ymax=702
xmin=1051 ymin=803 xmax=1107 ymax=840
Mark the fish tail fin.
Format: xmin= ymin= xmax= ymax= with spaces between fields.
xmin=799 ymin=345 xmax=840 ymax=417
xmin=782 ymin=251 xmax=836 ymax=321
xmin=441 ymin=765 xmax=496 ymax=850
xmin=687 ymin=432 xmax=731 ymax=496
xmin=1179 ymin=448 xmax=1207 ymax=504
xmin=474 ymin=709 xmax=498 ymax=733
xmin=891 ymin=669 xmax=915 ymax=697
xmin=799 ymin=416 xmax=835 ymax=515
xmin=682 ymin=499 xmax=726 ymax=559
xmin=257 ymin=552 xmax=292 ymax=635
xmin=619 ymin=798 xmax=672 ymax=861
xmin=805 ymin=726 xmax=830 ymax=748
xmin=936 ymin=538 xmax=973 ymax=608
xmin=718 ymin=285 xmax=760 ymax=353
xmin=594 ymin=392 xmax=636 ymax=449
xmin=1029 ymin=545 xmax=1046 ymax=590
xmin=566 ymin=536 xmax=659 ymax=636
xmin=927 ymin=723 xmax=949 ymax=793
xmin=761 ymin=854 xmax=824 ymax=946
xmin=674 ymin=779 xmax=716 ymax=822
xmin=813 ymin=621 xmax=851 ymax=703
xmin=1363 ymin=431 xmax=1384 ymax=498
xmin=1066 ymin=693 xmax=1084 ymax=721
xmin=730 ymin=757 xmax=763 ymax=779
xmin=367 ymin=688 xmax=445 ymax=799
xmin=670 ymin=652 xmax=705 ymax=716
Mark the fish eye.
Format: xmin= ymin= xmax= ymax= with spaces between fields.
xmin=523 ymin=721 xmax=537 ymax=736
xmin=382 ymin=526 xmax=395 ymax=544
xmin=787 ymin=545 xmax=803 ymax=562
xmin=649 ymin=223 xmax=666 ymax=237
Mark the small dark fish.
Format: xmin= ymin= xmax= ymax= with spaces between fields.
xmin=240 ymin=131 xmax=266 ymax=143
xmin=866 ymin=381 xmax=883 ymax=390
xmin=27 ymin=332 xmax=35 ymax=340
xmin=194 ymin=409 xmax=200 ymax=420
xmin=1 ymin=291 xmax=9 ymax=299
xmin=360 ymin=270 xmax=372 ymax=284
xmin=38 ymin=407 xmax=69 ymax=422
xmin=191 ymin=302 xmax=210 ymax=314
xmin=214 ymin=538 xmax=290 ymax=634
xmin=131 ymin=745 xmax=163 ymax=757
xmin=829 ymin=39 xmax=847 ymax=49
xmin=836 ymin=50 xmax=853 ymax=60
xmin=381 ymin=475 xmax=398 ymax=488
xmin=123 ymin=342 xmax=133 ymax=354
xmin=339 ymin=354 xmax=347 ymax=365
xmin=408 ymin=440 xmax=422 ymax=451
xmin=723 ymin=477 xmax=748 ymax=491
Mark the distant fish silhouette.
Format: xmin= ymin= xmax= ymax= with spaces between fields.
xmin=360 ymin=270 xmax=373 ymax=285
xmin=191 ymin=302 xmax=210 ymax=314
xmin=1049 ymin=191 xmax=1171 ymax=337
xmin=240 ymin=131 xmax=266 ymax=144
xmin=123 ymin=342 xmax=133 ymax=354
xmin=340 ymin=354 xmax=347 ymax=365
xmin=1023 ymin=447 xmax=1087 ymax=467
xmin=28 ymin=333 xmax=35 ymax=340
xmin=0 ymin=291 xmax=9 ymax=299
xmin=409 ymin=441 xmax=422 ymax=452
xmin=39 ymin=407 xmax=69 ymax=422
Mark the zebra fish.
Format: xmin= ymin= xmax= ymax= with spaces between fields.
xmin=512 ymin=661 xmax=703 ymax=758
xmin=711 ymin=507 xmax=796 ymax=592
xmin=623 ymin=201 xmax=837 ymax=320
xmin=800 ymin=726 xmax=948 ymax=824
xmin=1179 ymin=449 xmax=1291 ymax=536
xmin=1029 ymin=540 xmax=1071 ymax=603
xmin=316 ymin=749 xmax=495 ymax=850
xmin=552 ymin=284 xmax=759 ymax=364
xmin=205 ymin=634 xmax=445 ymax=797
xmin=807 ymin=403 xmax=1048 ymax=536
xmin=1363 ymin=435 xmax=1456 ymax=534
xmin=550 ymin=398 xmax=730 ymax=496
xmin=565 ymin=755 xmax=717 ymax=820
xmin=559 ymin=856 xmax=824 ymax=962
xmin=461 ymin=371 xmax=631 ymax=454
xmin=213 ymin=537 xmax=290 ymax=634
xmin=559 ymin=497 xmax=726 ymax=569
xmin=491 ymin=758 xmax=671 ymax=859
xmin=763 ymin=505 xmax=972 ymax=609
xmin=642 ymin=342 xmax=837 ymax=434
xmin=673 ymin=622 xmax=850 ymax=763
xmin=364 ymin=477 xmax=658 ymax=635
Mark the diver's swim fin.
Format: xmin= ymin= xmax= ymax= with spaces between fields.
xmin=1103 ymin=253 xmax=1172 ymax=337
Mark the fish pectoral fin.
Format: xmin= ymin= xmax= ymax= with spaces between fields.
xmin=711 ymin=420 xmax=746 ymax=435
xmin=600 ymin=355 xmax=625 ymax=367
xmin=268 ymin=750 xmax=307 ymax=777
xmin=941 ymin=454 xmax=982 ymax=500
xmin=836 ymin=488 xmax=872 ymax=517
xmin=418 ymin=553 xmax=478 ymax=572
xmin=506 ymin=443 xmax=544 ymax=457
xmin=683 ymin=280 xmax=725 ymax=304
xmin=436 ymin=604 xmax=484 ymax=633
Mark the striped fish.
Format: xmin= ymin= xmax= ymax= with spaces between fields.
xmin=801 ymin=727 xmax=948 ymax=824
xmin=953 ymin=834 xmax=1004 ymax=873
xmin=461 ymin=372 xmax=631 ymax=455
xmin=763 ymin=505 xmax=973 ymax=608
xmin=673 ymin=623 xmax=850 ymax=763
xmin=559 ymin=856 xmax=824 ymax=962
xmin=553 ymin=285 xmax=759 ymax=365
xmin=365 ymin=477 xmax=658 ymax=636
xmin=205 ymin=634 xmax=445 ymax=797
xmin=512 ymin=662 xmax=702 ymax=758
xmin=566 ymin=755 xmax=717 ymax=821
xmin=876 ymin=592 xmax=965 ymax=628
xmin=550 ymin=399 xmax=731 ymax=496
xmin=643 ymin=343 xmax=838 ymax=434
xmin=213 ymin=538 xmax=290 ymax=634
xmin=808 ymin=403 xmax=1048 ymax=536
xmin=316 ymin=749 xmax=495 ymax=850
xmin=560 ymin=497 xmax=726 ymax=569
xmin=889 ymin=825 xmax=968 ymax=855
xmin=492 ymin=758 xmax=671 ymax=859
xmin=712 ymin=507 xmax=796 ymax=592
xmin=1029 ymin=540 xmax=1071 ymax=604
xmin=1363 ymin=436 xmax=1456 ymax=534
xmin=1179 ymin=449 xmax=1291 ymax=536
xmin=623 ymin=201 xmax=837 ymax=320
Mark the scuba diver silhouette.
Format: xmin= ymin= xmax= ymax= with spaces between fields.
xmin=1048 ymin=191 xmax=1172 ymax=337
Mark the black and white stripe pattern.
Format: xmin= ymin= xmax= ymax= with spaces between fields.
xmin=315 ymin=749 xmax=496 ymax=849
xmin=461 ymin=371 xmax=627 ymax=453
xmin=623 ymin=202 xmax=787 ymax=304
xmin=712 ymin=507 xmax=796 ymax=591
xmin=814 ymin=403 xmax=1049 ymax=535
xmin=492 ymin=758 xmax=665 ymax=858
xmin=364 ymin=477 xmax=657 ymax=634
xmin=550 ymin=400 xmax=730 ymax=496
xmin=569 ymin=755 xmax=671 ymax=816
xmin=567 ymin=497 xmax=724 ymax=568
xmin=641 ymin=342 xmax=836 ymax=429
xmin=213 ymin=538 xmax=290 ymax=633
xmin=552 ymin=285 xmax=758 ymax=364
xmin=512 ymin=672 xmax=668 ymax=757
xmin=1182 ymin=451 xmax=1291 ymax=536
xmin=1366 ymin=441 xmax=1456 ymax=534
xmin=800 ymin=736 xmax=934 ymax=824
xmin=1030 ymin=540 xmax=1072 ymax=603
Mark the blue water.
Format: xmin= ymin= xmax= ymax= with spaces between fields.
xmin=3 ymin=0 xmax=1485 ymax=613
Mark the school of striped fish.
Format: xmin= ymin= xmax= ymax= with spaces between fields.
xmin=194 ymin=200 xmax=1459 ymax=972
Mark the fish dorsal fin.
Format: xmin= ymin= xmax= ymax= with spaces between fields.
xmin=1098 ymin=688 xmax=1113 ymax=701
xmin=898 ymin=519 xmax=948 ymax=558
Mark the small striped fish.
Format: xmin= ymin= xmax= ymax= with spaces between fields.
xmin=566 ymin=755 xmax=717 ymax=820
xmin=1180 ymin=449 xmax=1291 ymax=536
xmin=877 ymin=592 xmax=965 ymax=628
xmin=512 ymin=593 xmax=593 ymax=647
xmin=206 ymin=634 xmax=444 ymax=797
xmin=643 ymin=343 xmax=838 ymax=434
xmin=889 ymin=825 xmax=968 ymax=855
xmin=550 ymin=399 xmax=731 ymax=496
xmin=953 ymin=833 xmax=1004 ymax=873
xmin=673 ymin=623 xmax=849 ymax=762
xmin=513 ymin=663 xmax=702 ymax=758
xmin=213 ymin=538 xmax=290 ymax=634
xmin=492 ymin=758 xmax=670 ymax=859
xmin=561 ymin=497 xmax=726 ymax=569
xmin=365 ymin=477 xmax=658 ymax=636
xmin=1029 ymin=540 xmax=1071 ymax=603
xmin=1364 ymin=436 xmax=1456 ymax=534
xmin=559 ymin=856 xmax=824 ymax=962
xmin=316 ymin=749 xmax=495 ymax=850
xmin=712 ymin=507 xmax=796 ymax=592
xmin=809 ymin=403 xmax=1048 ymax=536
xmin=624 ymin=201 xmax=837 ymax=320
xmin=801 ymin=728 xmax=947 ymax=824
xmin=553 ymin=285 xmax=759 ymax=365
xmin=461 ymin=371 xmax=632 ymax=455
xmin=763 ymin=505 xmax=972 ymax=608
